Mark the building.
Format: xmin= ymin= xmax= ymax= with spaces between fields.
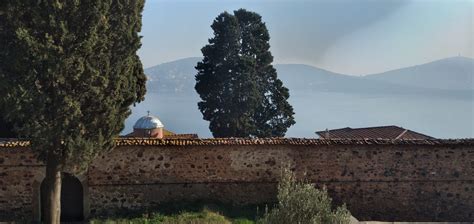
xmin=125 ymin=112 xmax=198 ymax=139
xmin=316 ymin=125 xmax=434 ymax=140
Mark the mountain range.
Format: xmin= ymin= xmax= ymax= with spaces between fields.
xmin=124 ymin=56 xmax=474 ymax=138
xmin=145 ymin=56 xmax=473 ymax=98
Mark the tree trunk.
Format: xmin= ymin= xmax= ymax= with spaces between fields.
xmin=44 ymin=153 xmax=62 ymax=224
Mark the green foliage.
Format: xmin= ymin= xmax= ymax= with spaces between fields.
xmin=0 ymin=115 xmax=16 ymax=138
xmin=259 ymin=168 xmax=351 ymax=224
xmin=91 ymin=201 xmax=261 ymax=223
xmin=0 ymin=0 xmax=146 ymax=170
xmin=233 ymin=218 xmax=256 ymax=224
xmin=91 ymin=209 xmax=239 ymax=224
xmin=161 ymin=210 xmax=232 ymax=224
xmin=195 ymin=9 xmax=295 ymax=138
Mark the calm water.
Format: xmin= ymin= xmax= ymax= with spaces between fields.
xmin=124 ymin=92 xmax=474 ymax=139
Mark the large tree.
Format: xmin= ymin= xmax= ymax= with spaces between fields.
xmin=0 ymin=1 xmax=146 ymax=223
xmin=195 ymin=9 xmax=295 ymax=138
xmin=0 ymin=116 xmax=16 ymax=138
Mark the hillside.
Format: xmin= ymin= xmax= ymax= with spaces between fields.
xmin=145 ymin=57 xmax=201 ymax=94
xmin=275 ymin=64 xmax=435 ymax=97
xmin=364 ymin=56 xmax=474 ymax=90
xmin=145 ymin=57 xmax=473 ymax=98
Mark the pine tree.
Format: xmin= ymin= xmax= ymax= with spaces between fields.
xmin=0 ymin=1 xmax=146 ymax=223
xmin=195 ymin=9 xmax=295 ymax=138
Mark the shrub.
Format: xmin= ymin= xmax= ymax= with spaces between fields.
xmin=233 ymin=218 xmax=256 ymax=224
xmin=259 ymin=168 xmax=351 ymax=224
xmin=90 ymin=209 xmax=233 ymax=224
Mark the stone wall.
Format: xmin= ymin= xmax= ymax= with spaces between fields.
xmin=0 ymin=139 xmax=473 ymax=221
xmin=0 ymin=147 xmax=44 ymax=220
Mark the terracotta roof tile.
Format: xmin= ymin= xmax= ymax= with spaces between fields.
xmin=1 ymin=137 xmax=473 ymax=148
xmin=316 ymin=126 xmax=434 ymax=140
xmin=163 ymin=134 xmax=199 ymax=139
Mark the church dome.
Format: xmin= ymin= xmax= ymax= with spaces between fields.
xmin=133 ymin=115 xmax=164 ymax=129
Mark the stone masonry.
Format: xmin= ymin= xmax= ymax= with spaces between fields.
xmin=0 ymin=138 xmax=473 ymax=222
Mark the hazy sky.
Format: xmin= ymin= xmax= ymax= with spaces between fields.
xmin=138 ymin=0 xmax=473 ymax=75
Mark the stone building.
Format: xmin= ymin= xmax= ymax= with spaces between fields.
xmin=125 ymin=113 xmax=198 ymax=139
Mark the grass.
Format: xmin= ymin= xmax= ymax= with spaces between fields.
xmin=90 ymin=208 xmax=256 ymax=224
xmin=90 ymin=201 xmax=265 ymax=224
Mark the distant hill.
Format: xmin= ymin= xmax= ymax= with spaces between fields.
xmin=274 ymin=64 xmax=423 ymax=96
xmin=364 ymin=56 xmax=474 ymax=90
xmin=144 ymin=57 xmax=473 ymax=99
xmin=145 ymin=57 xmax=201 ymax=94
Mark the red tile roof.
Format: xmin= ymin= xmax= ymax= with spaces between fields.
xmin=2 ymin=137 xmax=472 ymax=148
xmin=315 ymin=125 xmax=434 ymax=140
xmin=163 ymin=134 xmax=199 ymax=139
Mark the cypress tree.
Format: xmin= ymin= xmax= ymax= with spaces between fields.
xmin=0 ymin=116 xmax=16 ymax=138
xmin=195 ymin=12 xmax=260 ymax=137
xmin=195 ymin=9 xmax=295 ymax=138
xmin=0 ymin=1 xmax=146 ymax=223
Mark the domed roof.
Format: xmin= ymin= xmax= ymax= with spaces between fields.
xmin=133 ymin=114 xmax=164 ymax=129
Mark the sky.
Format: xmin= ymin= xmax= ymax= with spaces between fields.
xmin=138 ymin=0 xmax=473 ymax=75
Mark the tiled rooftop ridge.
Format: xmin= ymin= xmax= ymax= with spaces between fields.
xmin=315 ymin=125 xmax=434 ymax=140
xmin=1 ymin=137 xmax=474 ymax=148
